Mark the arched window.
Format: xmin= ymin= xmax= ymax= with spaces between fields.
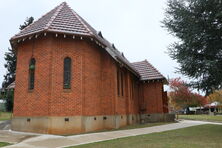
xmin=64 ymin=57 xmax=71 ymax=89
xmin=117 ymin=68 xmax=124 ymax=97
xmin=29 ymin=58 xmax=36 ymax=90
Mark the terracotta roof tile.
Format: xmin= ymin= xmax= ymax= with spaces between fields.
xmin=132 ymin=60 xmax=165 ymax=81
xmin=10 ymin=2 xmax=140 ymax=76
xmin=11 ymin=2 xmax=166 ymax=80
xmin=11 ymin=2 xmax=92 ymax=40
xmin=10 ymin=0 xmax=166 ymax=81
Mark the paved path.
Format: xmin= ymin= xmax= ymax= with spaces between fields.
xmin=0 ymin=130 xmax=37 ymax=144
xmin=0 ymin=120 xmax=11 ymax=130
xmin=3 ymin=120 xmax=222 ymax=148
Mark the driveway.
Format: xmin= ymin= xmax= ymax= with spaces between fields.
xmin=2 ymin=120 xmax=222 ymax=148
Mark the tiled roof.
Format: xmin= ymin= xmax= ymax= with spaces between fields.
xmin=131 ymin=60 xmax=165 ymax=81
xmin=10 ymin=2 xmax=139 ymax=76
xmin=11 ymin=2 xmax=92 ymax=39
xmin=10 ymin=2 xmax=166 ymax=81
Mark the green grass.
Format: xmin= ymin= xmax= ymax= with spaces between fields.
xmin=179 ymin=114 xmax=222 ymax=122
xmin=0 ymin=142 xmax=11 ymax=147
xmin=68 ymin=124 xmax=222 ymax=148
xmin=0 ymin=112 xmax=12 ymax=121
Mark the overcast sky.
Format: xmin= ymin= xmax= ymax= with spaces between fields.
xmin=0 ymin=0 xmax=183 ymax=86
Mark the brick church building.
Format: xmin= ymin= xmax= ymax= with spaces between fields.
xmin=10 ymin=2 xmax=173 ymax=134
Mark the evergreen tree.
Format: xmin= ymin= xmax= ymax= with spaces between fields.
xmin=163 ymin=0 xmax=222 ymax=95
xmin=2 ymin=48 xmax=16 ymax=89
xmin=2 ymin=17 xmax=34 ymax=111
xmin=19 ymin=17 xmax=34 ymax=30
xmin=2 ymin=17 xmax=34 ymax=89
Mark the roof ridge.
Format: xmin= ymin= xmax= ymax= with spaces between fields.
xmin=9 ymin=2 xmax=140 ymax=77
xmin=45 ymin=2 xmax=65 ymax=30
xmin=131 ymin=60 xmax=146 ymax=64
xmin=71 ymin=9 xmax=93 ymax=35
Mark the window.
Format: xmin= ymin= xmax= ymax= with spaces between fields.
xmin=64 ymin=57 xmax=71 ymax=89
xmin=121 ymin=71 xmax=124 ymax=96
xmin=131 ymin=78 xmax=134 ymax=99
xmin=117 ymin=69 xmax=120 ymax=96
xmin=131 ymin=76 xmax=138 ymax=100
xmin=29 ymin=58 xmax=36 ymax=90
xmin=117 ymin=68 xmax=124 ymax=97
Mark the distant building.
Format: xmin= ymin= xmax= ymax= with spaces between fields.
xmin=205 ymin=102 xmax=222 ymax=115
xmin=10 ymin=2 xmax=173 ymax=135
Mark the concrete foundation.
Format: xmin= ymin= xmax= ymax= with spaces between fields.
xmin=12 ymin=114 xmax=140 ymax=135
xmin=12 ymin=113 xmax=174 ymax=135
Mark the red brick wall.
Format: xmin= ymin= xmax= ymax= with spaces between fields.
xmin=162 ymin=91 xmax=169 ymax=113
xmin=13 ymin=34 xmax=164 ymax=117
xmin=127 ymin=74 xmax=140 ymax=114
xmin=141 ymin=82 xmax=164 ymax=114
xmin=14 ymin=34 xmax=125 ymax=117
xmin=100 ymin=50 xmax=116 ymax=115
xmin=82 ymin=40 xmax=117 ymax=116
xmin=114 ymin=68 xmax=140 ymax=115
xmin=14 ymin=36 xmax=53 ymax=116
xmin=49 ymin=36 xmax=84 ymax=116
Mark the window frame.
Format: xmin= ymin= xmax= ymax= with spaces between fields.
xmin=28 ymin=58 xmax=36 ymax=90
xmin=121 ymin=71 xmax=124 ymax=96
xmin=117 ymin=69 xmax=120 ymax=96
xmin=117 ymin=67 xmax=124 ymax=97
xmin=63 ymin=57 xmax=72 ymax=89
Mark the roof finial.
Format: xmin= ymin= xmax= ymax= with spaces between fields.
xmin=98 ymin=31 xmax=103 ymax=38
xmin=62 ymin=1 xmax=67 ymax=5
xmin=112 ymin=44 xmax=116 ymax=50
xmin=121 ymin=52 xmax=125 ymax=58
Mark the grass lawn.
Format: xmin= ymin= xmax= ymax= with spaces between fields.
xmin=0 ymin=142 xmax=10 ymax=147
xmin=179 ymin=114 xmax=222 ymax=122
xmin=68 ymin=124 xmax=222 ymax=148
xmin=0 ymin=112 xmax=12 ymax=121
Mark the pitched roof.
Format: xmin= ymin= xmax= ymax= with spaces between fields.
xmin=10 ymin=2 xmax=139 ymax=76
xmin=131 ymin=60 xmax=166 ymax=81
xmin=11 ymin=2 xmax=92 ymax=39
xmin=10 ymin=2 xmax=166 ymax=81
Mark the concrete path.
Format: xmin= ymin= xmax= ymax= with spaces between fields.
xmin=0 ymin=120 xmax=11 ymax=130
xmin=0 ymin=130 xmax=37 ymax=144
xmin=3 ymin=120 xmax=222 ymax=148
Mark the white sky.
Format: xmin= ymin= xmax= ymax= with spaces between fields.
xmin=0 ymin=0 xmax=183 ymax=86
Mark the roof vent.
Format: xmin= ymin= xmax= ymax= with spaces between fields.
xmin=122 ymin=52 xmax=125 ymax=58
xmin=98 ymin=31 xmax=103 ymax=38
xmin=112 ymin=44 xmax=116 ymax=50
